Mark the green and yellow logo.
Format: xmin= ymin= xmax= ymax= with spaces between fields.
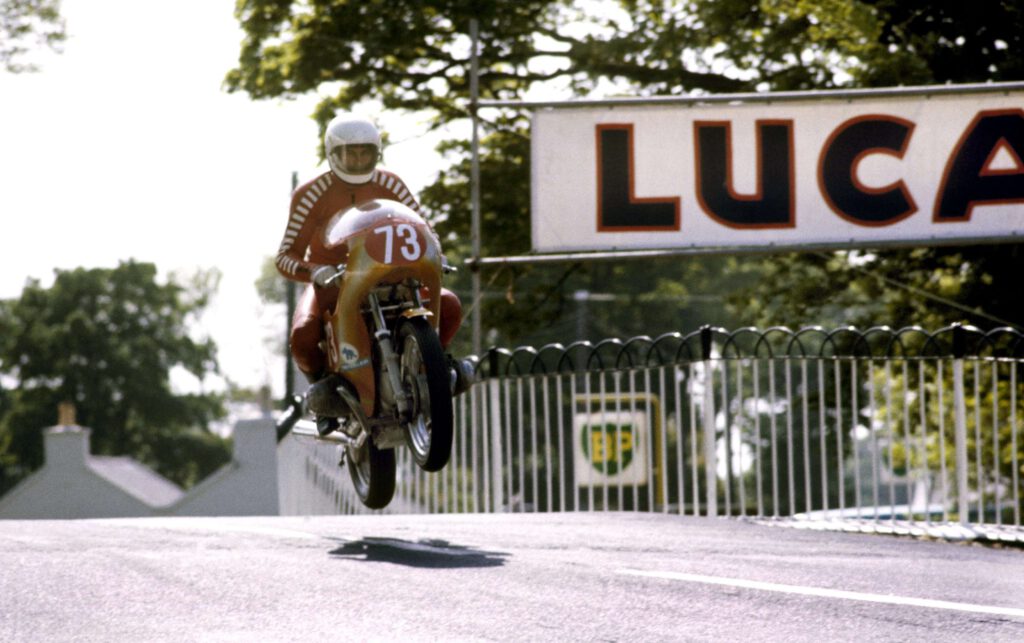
xmin=581 ymin=423 xmax=635 ymax=475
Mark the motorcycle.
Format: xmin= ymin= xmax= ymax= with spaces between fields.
xmin=277 ymin=199 xmax=456 ymax=509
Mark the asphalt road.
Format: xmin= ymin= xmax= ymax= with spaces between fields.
xmin=2 ymin=512 xmax=1023 ymax=641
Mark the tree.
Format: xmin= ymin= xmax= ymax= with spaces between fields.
xmin=688 ymin=0 xmax=1024 ymax=89
xmin=690 ymin=0 xmax=1024 ymax=517
xmin=696 ymin=0 xmax=1024 ymax=331
xmin=1 ymin=0 xmax=65 ymax=72
xmin=230 ymin=0 xmax=1024 ymax=516
xmin=0 ymin=261 xmax=230 ymax=493
xmin=227 ymin=0 xmax=1024 ymax=341
xmin=226 ymin=1 xmax=749 ymax=128
xmin=229 ymin=1 xmax=770 ymax=353
xmin=229 ymin=1 xmax=1024 ymax=342
xmin=253 ymin=254 xmax=293 ymax=391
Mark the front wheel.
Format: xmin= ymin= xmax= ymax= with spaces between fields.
xmin=399 ymin=316 xmax=454 ymax=472
xmin=345 ymin=440 xmax=396 ymax=510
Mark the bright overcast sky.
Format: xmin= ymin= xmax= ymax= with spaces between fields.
xmin=0 ymin=1 xmax=440 ymax=395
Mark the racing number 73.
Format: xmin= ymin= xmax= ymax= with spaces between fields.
xmin=373 ymin=223 xmax=422 ymax=263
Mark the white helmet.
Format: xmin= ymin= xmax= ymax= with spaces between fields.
xmin=324 ymin=114 xmax=382 ymax=184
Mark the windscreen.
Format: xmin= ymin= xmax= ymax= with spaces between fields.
xmin=322 ymin=199 xmax=424 ymax=249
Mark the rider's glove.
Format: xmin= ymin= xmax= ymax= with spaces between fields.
xmin=311 ymin=265 xmax=337 ymax=288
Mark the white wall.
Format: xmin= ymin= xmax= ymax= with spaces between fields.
xmin=0 ymin=429 xmax=155 ymax=519
xmin=171 ymin=418 xmax=279 ymax=516
xmin=0 ymin=419 xmax=281 ymax=519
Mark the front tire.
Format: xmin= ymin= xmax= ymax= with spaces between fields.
xmin=399 ymin=316 xmax=454 ymax=472
xmin=345 ymin=440 xmax=396 ymax=510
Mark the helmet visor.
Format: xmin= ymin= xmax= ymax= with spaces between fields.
xmin=332 ymin=144 xmax=379 ymax=175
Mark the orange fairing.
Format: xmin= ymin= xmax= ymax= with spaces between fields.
xmin=321 ymin=200 xmax=443 ymax=415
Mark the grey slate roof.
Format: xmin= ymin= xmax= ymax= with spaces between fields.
xmin=88 ymin=456 xmax=185 ymax=508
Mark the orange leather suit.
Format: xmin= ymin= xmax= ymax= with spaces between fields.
xmin=276 ymin=169 xmax=462 ymax=378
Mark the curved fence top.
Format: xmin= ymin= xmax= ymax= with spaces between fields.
xmin=473 ymin=324 xmax=1024 ymax=378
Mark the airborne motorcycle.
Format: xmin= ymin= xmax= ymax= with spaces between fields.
xmin=278 ymin=199 xmax=456 ymax=509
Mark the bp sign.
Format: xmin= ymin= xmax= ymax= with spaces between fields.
xmin=573 ymin=409 xmax=649 ymax=486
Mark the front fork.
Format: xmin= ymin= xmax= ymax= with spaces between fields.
xmin=368 ymin=292 xmax=411 ymax=420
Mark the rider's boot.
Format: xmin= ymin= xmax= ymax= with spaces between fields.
xmin=446 ymin=354 xmax=475 ymax=396
xmin=316 ymin=416 xmax=340 ymax=437
xmin=307 ymin=373 xmax=349 ymax=436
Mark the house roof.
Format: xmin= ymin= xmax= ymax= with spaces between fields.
xmin=88 ymin=456 xmax=185 ymax=508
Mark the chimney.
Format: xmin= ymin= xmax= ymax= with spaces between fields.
xmin=58 ymin=402 xmax=76 ymax=426
xmin=231 ymin=417 xmax=277 ymax=467
xmin=44 ymin=403 xmax=90 ymax=468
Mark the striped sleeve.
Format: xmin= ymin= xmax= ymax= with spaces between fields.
xmin=373 ymin=170 xmax=442 ymax=245
xmin=373 ymin=170 xmax=422 ymax=213
xmin=275 ymin=174 xmax=333 ymax=282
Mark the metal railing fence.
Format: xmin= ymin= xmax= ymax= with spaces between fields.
xmin=282 ymin=324 xmax=1024 ymax=541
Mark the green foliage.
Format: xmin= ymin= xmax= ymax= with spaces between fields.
xmin=422 ymin=119 xmax=533 ymax=258
xmin=0 ymin=261 xmax=230 ymax=493
xmin=256 ymin=254 xmax=289 ymax=306
xmin=227 ymin=0 xmax=751 ymax=136
xmin=420 ymin=116 xmax=755 ymax=352
xmin=700 ymin=0 xmax=1024 ymax=331
xmin=727 ymin=239 xmax=1024 ymax=332
xmin=253 ymin=255 xmax=295 ymax=367
xmin=222 ymin=2 xmax=750 ymax=349
xmin=1 ymin=0 xmax=65 ymax=72
xmin=870 ymin=358 xmax=1024 ymax=521
xmin=231 ymin=1 xmax=1024 ymax=516
xmin=232 ymin=0 xmax=1024 ymax=347
xmin=692 ymin=0 xmax=1024 ymax=90
xmin=689 ymin=0 xmax=926 ymax=89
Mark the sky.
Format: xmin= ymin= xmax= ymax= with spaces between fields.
xmin=0 ymin=0 xmax=441 ymax=396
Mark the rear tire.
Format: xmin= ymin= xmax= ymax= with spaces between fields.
xmin=345 ymin=440 xmax=396 ymax=510
xmin=399 ymin=316 xmax=454 ymax=472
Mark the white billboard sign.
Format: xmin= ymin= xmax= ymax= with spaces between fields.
xmin=531 ymin=88 xmax=1024 ymax=253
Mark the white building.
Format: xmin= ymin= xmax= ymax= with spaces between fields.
xmin=0 ymin=417 xmax=279 ymax=519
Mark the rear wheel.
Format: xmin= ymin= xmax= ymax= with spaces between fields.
xmin=345 ymin=440 xmax=396 ymax=509
xmin=399 ymin=316 xmax=454 ymax=472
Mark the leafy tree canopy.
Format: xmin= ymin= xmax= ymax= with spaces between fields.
xmin=231 ymin=0 xmax=1024 ymax=518
xmin=691 ymin=0 xmax=1024 ymax=89
xmin=702 ymin=0 xmax=1024 ymax=331
xmin=0 ymin=261 xmax=229 ymax=493
xmin=227 ymin=0 xmax=749 ymax=128
xmin=231 ymin=0 xmax=1024 ymax=352
xmin=1 ymin=0 xmax=65 ymax=72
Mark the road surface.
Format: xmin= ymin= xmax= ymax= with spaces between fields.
xmin=2 ymin=512 xmax=1023 ymax=641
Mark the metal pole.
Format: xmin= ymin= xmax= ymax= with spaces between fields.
xmin=953 ymin=358 xmax=970 ymax=525
xmin=701 ymin=326 xmax=718 ymax=517
xmin=951 ymin=323 xmax=970 ymax=526
xmin=285 ymin=171 xmax=298 ymax=403
xmin=489 ymin=378 xmax=504 ymax=512
xmin=469 ymin=18 xmax=482 ymax=357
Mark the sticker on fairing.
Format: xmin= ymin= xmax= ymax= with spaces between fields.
xmin=340 ymin=359 xmax=370 ymax=372
xmin=339 ymin=342 xmax=360 ymax=364
xmin=338 ymin=342 xmax=370 ymax=371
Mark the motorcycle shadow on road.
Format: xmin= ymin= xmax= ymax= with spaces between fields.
xmin=328 ymin=537 xmax=509 ymax=569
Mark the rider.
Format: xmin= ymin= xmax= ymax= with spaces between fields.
xmin=276 ymin=113 xmax=471 ymax=434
